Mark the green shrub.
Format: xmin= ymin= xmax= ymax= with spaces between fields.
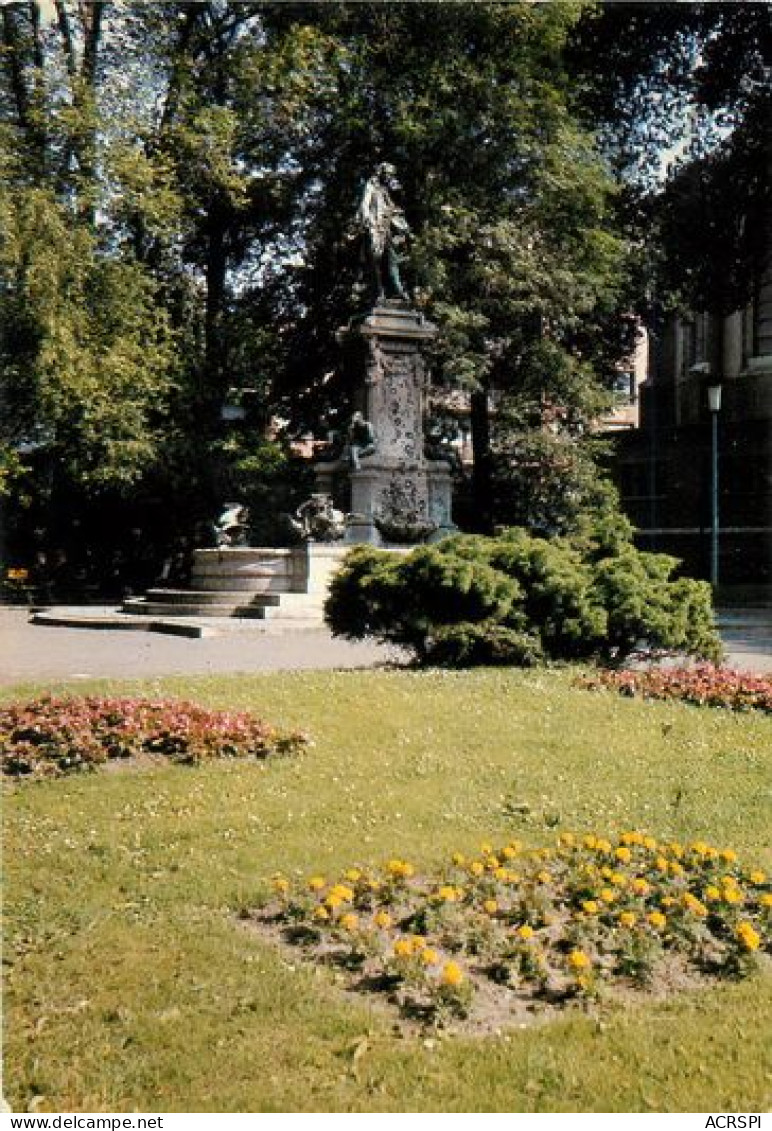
xmin=325 ymin=544 xmax=519 ymax=660
xmin=325 ymin=527 xmax=722 ymax=668
xmin=424 ymin=623 xmax=544 ymax=667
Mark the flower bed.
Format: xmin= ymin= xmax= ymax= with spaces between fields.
xmin=0 ymin=695 xmax=308 ymax=779
xmin=577 ymin=665 xmax=772 ymax=713
xmin=258 ymin=832 xmax=771 ymax=1029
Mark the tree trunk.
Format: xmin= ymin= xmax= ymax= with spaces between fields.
xmin=203 ymin=204 xmax=230 ymax=428
xmin=470 ymin=388 xmax=494 ymax=533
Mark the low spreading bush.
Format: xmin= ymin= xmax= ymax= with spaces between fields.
xmin=325 ymin=526 xmax=722 ymax=667
xmin=262 ymin=831 xmax=771 ymax=1028
xmin=578 ymin=665 xmax=772 ymax=713
xmin=0 ymin=695 xmax=308 ymax=779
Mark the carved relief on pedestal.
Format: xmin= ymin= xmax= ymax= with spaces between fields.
xmin=329 ymin=303 xmax=455 ymax=544
xmin=372 ymin=351 xmax=424 ymax=464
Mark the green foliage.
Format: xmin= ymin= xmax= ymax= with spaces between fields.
xmin=325 ymin=544 xmax=520 ymax=660
xmin=425 ymin=623 xmax=544 ymax=669
xmin=591 ymin=549 xmax=719 ymax=666
xmin=0 ymin=188 xmax=177 ymax=492
xmin=326 ymin=527 xmax=722 ymax=667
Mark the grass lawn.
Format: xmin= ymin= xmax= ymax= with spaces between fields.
xmin=3 ymin=667 xmax=771 ymax=1112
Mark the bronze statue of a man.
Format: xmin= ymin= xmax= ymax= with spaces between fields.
xmin=357 ymin=163 xmax=410 ymax=302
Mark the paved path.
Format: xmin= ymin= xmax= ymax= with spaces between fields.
xmin=0 ymin=609 xmax=400 ymax=686
xmin=1 ymin=607 xmax=770 ymax=687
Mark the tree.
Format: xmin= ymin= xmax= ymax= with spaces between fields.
xmin=267 ymin=2 xmax=633 ymax=530
xmin=0 ymin=2 xmax=333 ymax=577
xmin=568 ymin=1 xmax=772 ymax=318
xmin=1 ymin=2 xmax=646 ymax=583
xmin=0 ymin=4 xmax=182 ymax=499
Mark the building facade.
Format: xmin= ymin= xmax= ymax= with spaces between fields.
xmin=614 ymin=280 xmax=772 ymax=595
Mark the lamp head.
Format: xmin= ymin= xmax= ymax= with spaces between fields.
xmin=707 ymin=384 xmax=722 ymax=413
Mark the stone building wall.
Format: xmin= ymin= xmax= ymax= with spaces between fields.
xmin=613 ymin=287 xmax=772 ymax=593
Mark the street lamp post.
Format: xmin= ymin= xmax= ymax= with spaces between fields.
xmin=707 ymin=383 xmax=722 ymax=591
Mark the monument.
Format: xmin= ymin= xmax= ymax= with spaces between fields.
xmin=118 ymin=164 xmax=455 ymax=628
xmin=316 ymin=163 xmax=455 ymax=545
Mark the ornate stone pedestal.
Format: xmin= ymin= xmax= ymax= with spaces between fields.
xmin=324 ymin=303 xmax=455 ymax=545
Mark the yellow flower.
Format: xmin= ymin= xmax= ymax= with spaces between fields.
xmin=558 ymin=832 xmax=576 ymax=847
xmin=516 ymin=924 xmax=534 ymax=940
xmin=537 ymin=870 xmax=553 ymax=885
xmin=722 ymin=886 xmax=744 ymax=906
xmin=469 ymin=861 xmax=485 ymax=877
xmin=600 ymin=888 xmax=616 ymax=904
xmin=480 ymin=842 xmax=493 ymax=856
xmin=373 ymin=910 xmax=392 ymax=929
xmin=661 ymin=896 xmax=676 ymax=908
xmin=393 ymin=938 xmax=413 ymax=958
xmin=410 ymin=935 xmax=428 ymax=951
xmin=690 ymin=840 xmax=709 ymax=857
xmin=568 ymin=949 xmax=591 ymax=971
xmin=440 ymin=961 xmax=464 ymax=987
xmin=272 ymin=877 xmax=290 ymax=896
xmin=749 ymin=870 xmax=766 ymax=886
xmin=582 ymin=900 xmax=599 ymax=915
xmin=583 ymin=835 xmax=598 ymax=850
xmin=420 ymin=947 xmax=439 ymax=965
xmin=596 ymin=838 xmax=612 ymax=855
xmin=669 ymin=862 xmax=684 ymax=877
xmin=437 ymin=885 xmax=459 ymax=903
xmin=643 ymin=836 xmax=657 ymax=852
xmin=760 ymin=893 xmax=772 ymax=909
xmin=483 ymin=899 xmax=498 ymax=915
xmin=502 ymin=844 xmax=518 ymax=859
xmin=704 ymin=885 xmax=721 ymax=902
xmin=681 ymin=893 xmax=708 ymax=918
xmin=610 ymin=872 xmax=627 ymax=888
xmin=340 ymin=912 xmax=359 ymax=932
xmin=485 ymin=855 xmax=501 ymax=870
xmin=654 ymin=856 xmax=669 ymax=873
xmin=308 ymin=876 xmax=326 ymax=892
xmin=667 ymin=841 xmax=684 ymax=858
xmin=494 ymin=867 xmax=510 ymax=882
xmin=720 ymin=849 xmax=737 ymax=864
xmin=312 ymin=905 xmax=330 ymax=922
xmin=325 ymin=893 xmax=343 ymax=910
xmin=614 ymin=846 xmax=632 ymax=864
xmin=735 ymin=922 xmax=761 ymax=952
xmin=647 ymin=911 xmax=667 ymax=931
xmin=451 ymin=852 xmax=466 ymax=866
xmin=631 ymin=878 xmax=651 ymax=897
xmin=329 ymin=884 xmax=354 ymax=903
xmin=344 ymin=868 xmax=362 ymax=883
xmin=618 ymin=911 xmax=637 ymax=928
xmin=386 ymin=859 xmax=414 ymax=879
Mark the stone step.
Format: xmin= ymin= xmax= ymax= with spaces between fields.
xmin=144 ymin=588 xmax=281 ymax=607
xmin=189 ymin=575 xmax=298 ymax=593
xmin=123 ymin=598 xmax=270 ymax=619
